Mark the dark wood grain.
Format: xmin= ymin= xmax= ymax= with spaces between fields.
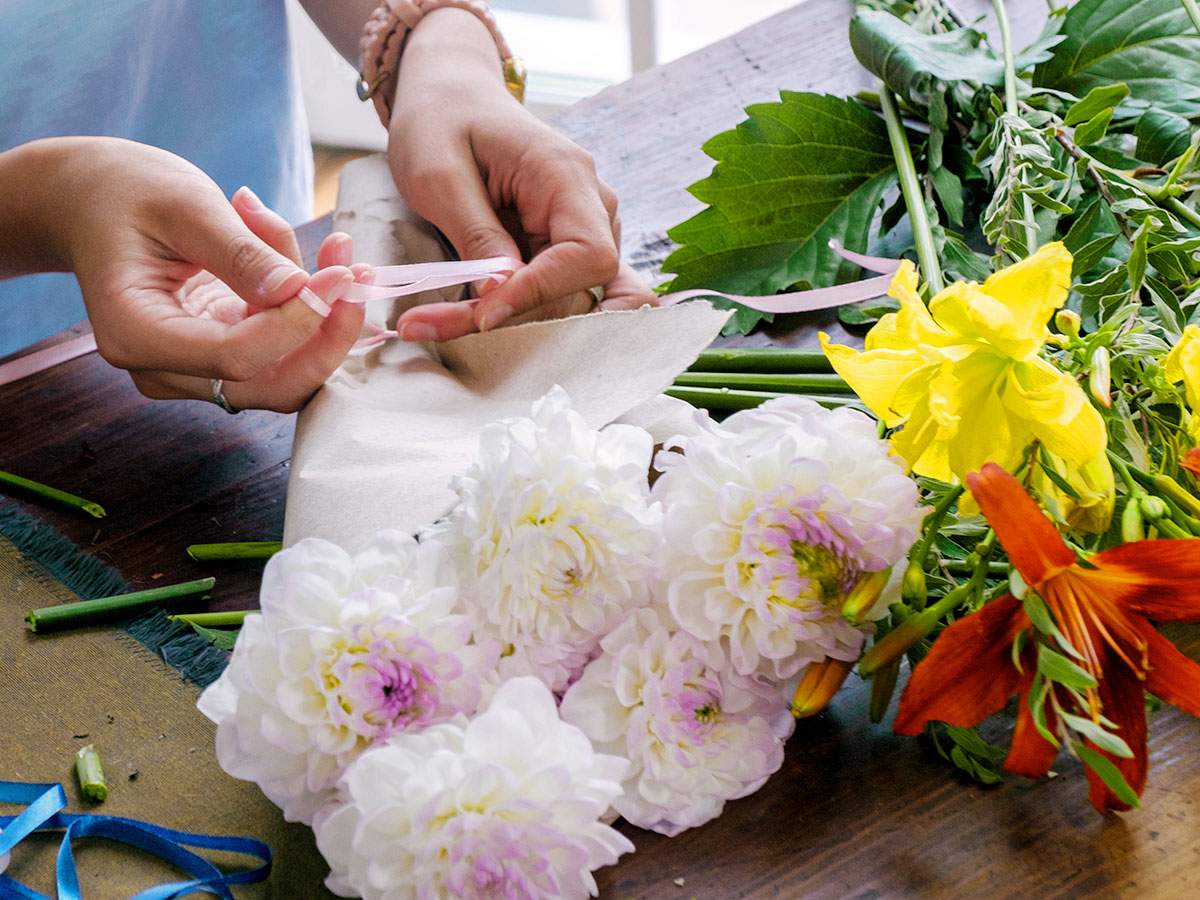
xmin=3 ymin=4 xmax=1199 ymax=899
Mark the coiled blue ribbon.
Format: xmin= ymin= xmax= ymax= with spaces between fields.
xmin=0 ymin=781 xmax=271 ymax=900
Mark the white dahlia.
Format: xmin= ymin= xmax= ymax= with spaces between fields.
xmin=561 ymin=607 xmax=793 ymax=836
xmin=197 ymin=532 xmax=498 ymax=824
xmin=314 ymin=677 xmax=633 ymax=900
xmin=652 ymin=396 xmax=924 ymax=680
xmin=421 ymin=386 xmax=661 ymax=692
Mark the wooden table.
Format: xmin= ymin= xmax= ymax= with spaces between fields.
xmin=3 ymin=2 xmax=1198 ymax=897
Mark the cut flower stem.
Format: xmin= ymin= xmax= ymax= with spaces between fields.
xmin=666 ymin=386 xmax=863 ymax=413
xmin=26 ymin=577 xmax=216 ymax=633
xmin=186 ymin=541 xmax=282 ymax=561
xmin=687 ymin=347 xmax=836 ymax=373
xmin=0 ymin=470 xmax=105 ymax=518
xmin=170 ymin=610 xmax=252 ymax=628
xmin=673 ymin=372 xmax=853 ymax=393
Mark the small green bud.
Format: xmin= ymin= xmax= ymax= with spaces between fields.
xmin=1121 ymin=496 xmax=1145 ymax=543
xmin=1055 ymin=309 xmax=1081 ymax=339
xmin=1139 ymin=495 xmax=1168 ymax=521
xmin=1088 ymin=346 xmax=1112 ymax=408
xmin=901 ymin=561 xmax=927 ymax=610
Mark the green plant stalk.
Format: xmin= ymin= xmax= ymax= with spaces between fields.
xmin=26 ymin=577 xmax=216 ymax=633
xmin=0 ymin=470 xmax=105 ymax=519
xmin=75 ymin=745 xmax=107 ymax=802
xmin=1183 ymin=0 xmax=1200 ymax=38
xmin=878 ymin=87 xmax=944 ymax=294
xmin=1165 ymin=141 xmax=1196 ymax=191
xmin=992 ymin=0 xmax=1039 ymax=256
xmin=672 ymin=372 xmax=853 ymax=392
xmin=169 ymin=610 xmax=252 ymax=628
xmin=666 ymin=386 xmax=862 ymax=412
xmin=186 ymin=541 xmax=282 ymax=561
xmin=911 ymin=485 xmax=966 ymax=571
xmin=1116 ymin=452 xmax=1200 ymax=518
xmin=687 ymin=347 xmax=836 ymax=373
xmin=1166 ymin=197 xmax=1200 ymax=231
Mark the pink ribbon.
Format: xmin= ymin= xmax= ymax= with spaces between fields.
xmin=0 ymin=243 xmax=903 ymax=384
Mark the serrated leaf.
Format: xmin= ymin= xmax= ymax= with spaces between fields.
xmin=1134 ymin=108 xmax=1194 ymax=166
xmin=1075 ymin=744 xmax=1142 ymax=807
xmin=661 ymin=93 xmax=897 ymax=335
xmin=1034 ymin=0 xmax=1200 ymax=118
xmin=1072 ymin=108 xmax=1112 ymax=147
xmin=1038 ymin=643 xmax=1099 ymax=690
xmin=1060 ymin=712 xmax=1134 ymax=758
xmin=1062 ymin=82 xmax=1130 ymax=126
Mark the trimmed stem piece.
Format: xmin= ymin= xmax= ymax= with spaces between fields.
xmin=186 ymin=542 xmax=282 ymax=562
xmin=673 ymin=372 xmax=853 ymax=393
xmin=26 ymin=577 xmax=216 ymax=633
xmin=0 ymin=470 xmax=105 ymax=518
xmin=687 ymin=347 xmax=836 ymax=374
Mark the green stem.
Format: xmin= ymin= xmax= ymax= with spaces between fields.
xmin=170 ymin=610 xmax=252 ymax=627
xmin=858 ymin=582 xmax=972 ymax=676
xmin=0 ymin=470 xmax=105 ymax=519
xmin=673 ymin=372 xmax=853 ymax=393
xmin=186 ymin=541 xmax=281 ymax=562
xmin=878 ymin=87 xmax=944 ymax=294
xmin=1167 ymin=197 xmax=1200 ymax=230
xmin=26 ymin=577 xmax=216 ymax=634
xmin=666 ymin=386 xmax=863 ymax=412
xmin=912 ymin=485 xmax=966 ymax=569
xmin=687 ymin=347 xmax=835 ymax=374
xmin=1165 ymin=141 xmax=1196 ymax=191
xmin=1182 ymin=0 xmax=1200 ymax=37
xmin=992 ymin=0 xmax=1039 ymax=256
xmin=1113 ymin=451 xmax=1200 ymax=518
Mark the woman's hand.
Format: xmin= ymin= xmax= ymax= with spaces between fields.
xmin=384 ymin=8 xmax=657 ymax=341
xmin=0 ymin=137 xmax=365 ymax=411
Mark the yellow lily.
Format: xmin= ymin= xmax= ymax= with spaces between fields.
xmin=821 ymin=243 xmax=1107 ymax=515
xmin=1165 ymin=324 xmax=1200 ymax=443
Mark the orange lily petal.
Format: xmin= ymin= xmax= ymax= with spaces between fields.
xmin=894 ymin=593 xmax=1029 ymax=736
xmin=966 ymin=463 xmax=1076 ymax=586
xmin=1183 ymin=448 xmax=1200 ymax=478
xmin=1089 ymin=539 xmax=1200 ymax=623
xmin=1139 ymin=619 xmax=1200 ymax=718
xmin=1004 ymin=673 xmax=1059 ymax=778
xmin=1085 ymin=646 xmax=1148 ymax=814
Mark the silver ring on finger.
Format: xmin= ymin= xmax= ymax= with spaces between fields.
xmin=211 ymin=378 xmax=240 ymax=414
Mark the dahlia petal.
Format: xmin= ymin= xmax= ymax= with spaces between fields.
xmin=966 ymin=462 xmax=1076 ymax=583
xmin=1089 ymin=540 xmax=1200 ymax=623
xmin=894 ymin=593 xmax=1030 ymax=735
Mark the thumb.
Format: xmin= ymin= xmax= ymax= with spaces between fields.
xmin=161 ymin=189 xmax=307 ymax=309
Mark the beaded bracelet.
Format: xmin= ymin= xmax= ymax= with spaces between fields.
xmin=357 ymin=0 xmax=526 ymax=127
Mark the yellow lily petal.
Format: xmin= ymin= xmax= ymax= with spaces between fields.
xmin=930 ymin=282 xmax=1043 ymax=361
xmin=979 ymin=242 xmax=1073 ymax=341
xmin=1165 ymin=324 xmax=1200 ymax=411
xmin=1033 ymin=449 xmax=1115 ymax=534
xmin=820 ymin=332 xmax=928 ymax=425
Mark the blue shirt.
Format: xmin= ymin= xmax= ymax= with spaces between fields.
xmin=0 ymin=0 xmax=314 ymax=356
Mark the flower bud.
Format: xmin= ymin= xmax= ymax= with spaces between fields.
xmin=791 ymin=657 xmax=854 ymax=719
xmin=842 ymin=568 xmax=891 ymax=625
xmin=1120 ymin=495 xmax=1145 ymax=542
xmin=868 ymin=658 xmax=901 ymax=723
xmin=1055 ymin=309 xmax=1081 ymax=339
xmin=1088 ymin=346 xmax=1112 ymax=408
xmin=858 ymin=583 xmax=971 ymax=677
xmin=1139 ymin=495 xmax=1168 ymax=521
xmin=901 ymin=561 xmax=927 ymax=610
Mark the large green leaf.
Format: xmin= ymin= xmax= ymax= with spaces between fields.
xmin=1034 ymin=0 xmax=1200 ymax=118
xmin=661 ymin=92 xmax=896 ymax=335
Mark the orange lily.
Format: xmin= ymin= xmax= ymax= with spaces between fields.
xmin=895 ymin=462 xmax=1200 ymax=813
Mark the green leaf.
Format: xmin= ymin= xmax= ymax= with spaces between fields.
xmin=930 ymin=166 xmax=965 ymax=226
xmin=1037 ymin=449 xmax=1082 ymax=499
xmin=1062 ymin=83 xmax=1130 ymax=126
xmin=1072 ymin=233 xmax=1121 ymax=278
xmin=1075 ymin=743 xmax=1142 ymax=807
xmin=941 ymin=231 xmax=992 ymax=282
xmin=850 ymin=12 xmax=1004 ymax=101
xmin=1028 ymin=674 xmax=1061 ymax=747
xmin=838 ymin=297 xmax=900 ymax=326
xmin=1128 ymin=225 xmax=1149 ymax=296
xmin=1072 ymin=108 xmax=1112 ymax=148
xmin=1038 ymin=643 xmax=1098 ymax=690
xmin=1059 ymin=712 xmax=1135 ymax=758
xmin=661 ymin=93 xmax=896 ymax=335
xmin=1134 ymin=108 xmax=1194 ymax=166
xmin=188 ymin=622 xmax=239 ymax=651
xmin=1034 ymin=0 xmax=1200 ymax=118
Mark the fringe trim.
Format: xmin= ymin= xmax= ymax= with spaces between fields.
xmin=0 ymin=499 xmax=230 ymax=687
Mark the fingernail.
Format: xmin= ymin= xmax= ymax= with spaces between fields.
xmin=478 ymin=304 xmax=514 ymax=332
xmin=236 ymin=186 xmax=266 ymax=211
xmin=261 ymin=263 xmax=305 ymax=296
xmin=398 ymin=322 xmax=438 ymax=342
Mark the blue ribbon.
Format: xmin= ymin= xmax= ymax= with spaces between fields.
xmin=0 ymin=781 xmax=271 ymax=900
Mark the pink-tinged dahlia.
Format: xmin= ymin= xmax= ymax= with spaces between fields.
xmin=198 ymin=532 xmax=498 ymax=824
xmin=652 ymin=396 xmax=924 ymax=680
xmin=422 ymin=386 xmax=661 ymax=692
xmin=314 ymin=677 xmax=633 ymax=900
xmin=560 ymin=608 xmax=794 ymax=836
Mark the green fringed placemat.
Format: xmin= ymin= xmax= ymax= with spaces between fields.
xmin=0 ymin=501 xmax=336 ymax=899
